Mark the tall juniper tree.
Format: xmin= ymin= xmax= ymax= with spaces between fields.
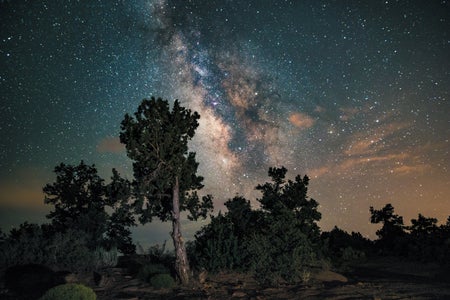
xmin=120 ymin=97 xmax=212 ymax=284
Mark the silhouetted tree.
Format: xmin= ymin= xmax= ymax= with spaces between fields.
xmin=224 ymin=195 xmax=253 ymax=237
xmin=409 ymin=214 xmax=438 ymax=237
xmin=120 ymin=97 xmax=213 ymax=284
xmin=43 ymin=161 xmax=135 ymax=253
xmin=370 ymin=204 xmax=405 ymax=239
xmin=256 ymin=166 xmax=321 ymax=240
xmin=370 ymin=203 xmax=406 ymax=253
xmin=105 ymin=169 xmax=136 ymax=254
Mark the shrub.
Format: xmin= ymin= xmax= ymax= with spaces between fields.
xmin=341 ymin=246 xmax=366 ymax=263
xmin=135 ymin=241 xmax=175 ymax=268
xmin=138 ymin=263 xmax=170 ymax=283
xmin=240 ymin=213 xmax=317 ymax=285
xmin=189 ymin=214 xmax=242 ymax=272
xmin=92 ymin=246 xmax=118 ymax=269
xmin=39 ymin=283 xmax=96 ymax=300
xmin=0 ymin=224 xmax=119 ymax=272
xmin=150 ymin=273 xmax=176 ymax=289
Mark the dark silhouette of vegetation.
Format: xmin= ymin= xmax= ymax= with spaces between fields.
xmin=0 ymin=223 xmax=118 ymax=271
xmin=369 ymin=203 xmax=406 ymax=254
xmin=120 ymin=97 xmax=213 ymax=284
xmin=189 ymin=167 xmax=321 ymax=284
xmin=369 ymin=203 xmax=450 ymax=263
xmin=321 ymin=226 xmax=372 ymax=268
xmin=43 ymin=161 xmax=136 ymax=254
xmin=1 ymin=96 xmax=449 ymax=296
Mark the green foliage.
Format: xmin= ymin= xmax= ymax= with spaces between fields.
xmin=256 ymin=166 xmax=322 ymax=241
xmin=136 ymin=241 xmax=176 ymax=268
xmin=341 ymin=247 xmax=366 ymax=263
xmin=120 ymin=97 xmax=213 ymax=284
xmin=321 ymin=226 xmax=372 ymax=267
xmin=150 ymin=273 xmax=176 ymax=289
xmin=138 ymin=263 xmax=171 ymax=283
xmin=0 ymin=224 xmax=117 ymax=271
xmin=39 ymin=283 xmax=96 ymax=300
xmin=120 ymin=97 xmax=212 ymax=223
xmin=92 ymin=246 xmax=118 ymax=269
xmin=243 ymin=214 xmax=316 ymax=285
xmin=190 ymin=167 xmax=321 ymax=285
xmin=43 ymin=162 xmax=136 ymax=253
xmin=189 ymin=214 xmax=241 ymax=272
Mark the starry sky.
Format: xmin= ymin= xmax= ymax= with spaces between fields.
xmin=1 ymin=0 xmax=449 ymax=243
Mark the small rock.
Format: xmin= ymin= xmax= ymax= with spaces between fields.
xmin=232 ymin=290 xmax=247 ymax=298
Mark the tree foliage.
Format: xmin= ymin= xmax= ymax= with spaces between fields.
xmin=43 ymin=161 xmax=135 ymax=253
xmin=189 ymin=167 xmax=320 ymax=284
xmin=119 ymin=97 xmax=213 ymax=223
xmin=256 ymin=166 xmax=321 ymax=241
xmin=370 ymin=203 xmax=405 ymax=240
xmin=120 ymin=97 xmax=213 ymax=284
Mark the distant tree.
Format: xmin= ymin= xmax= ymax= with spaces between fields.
xmin=321 ymin=226 xmax=372 ymax=265
xmin=441 ymin=216 xmax=450 ymax=233
xmin=120 ymin=97 xmax=213 ymax=284
xmin=370 ymin=204 xmax=406 ymax=253
xmin=43 ymin=161 xmax=135 ymax=253
xmin=409 ymin=214 xmax=438 ymax=237
xmin=256 ymin=166 xmax=321 ymax=240
xmin=369 ymin=204 xmax=405 ymax=240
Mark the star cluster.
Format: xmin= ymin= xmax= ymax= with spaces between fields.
xmin=1 ymin=0 xmax=449 ymax=241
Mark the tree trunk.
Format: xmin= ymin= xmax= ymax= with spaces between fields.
xmin=171 ymin=176 xmax=190 ymax=284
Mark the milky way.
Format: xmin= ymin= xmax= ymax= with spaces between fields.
xmin=1 ymin=0 xmax=449 ymax=242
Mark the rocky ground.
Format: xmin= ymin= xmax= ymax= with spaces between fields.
xmin=2 ymin=258 xmax=450 ymax=299
xmin=92 ymin=258 xmax=450 ymax=300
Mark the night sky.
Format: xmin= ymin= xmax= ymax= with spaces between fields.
xmin=1 ymin=0 xmax=449 ymax=243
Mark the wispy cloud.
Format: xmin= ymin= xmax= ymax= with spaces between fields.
xmin=311 ymin=120 xmax=432 ymax=177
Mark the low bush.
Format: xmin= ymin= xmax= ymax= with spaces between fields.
xmin=39 ymin=283 xmax=96 ymax=300
xmin=150 ymin=273 xmax=176 ymax=289
xmin=138 ymin=263 xmax=170 ymax=283
xmin=0 ymin=224 xmax=118 ymax=272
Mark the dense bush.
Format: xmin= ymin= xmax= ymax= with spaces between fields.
xmin=189 ymin=168 xmax=324 ymax=284
xmin=150 ymin=273 xmax=176 ymax=289
xmin=0 ymin=223 xmax=118 ymax=271
xmin=138 ymin=263 xmax=171 ymax=283
xmin=188 ymin=214 xmax=241 ymax=272
xmin=321 ymin=226 xmax=372 ymax=268
xmin=39 ymin=283 xmax=96 ymax=300
xmin=243 ymin=214 xmax=316 ymax=285
xmin=136 ymin=241 xmax=175 ymax=267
